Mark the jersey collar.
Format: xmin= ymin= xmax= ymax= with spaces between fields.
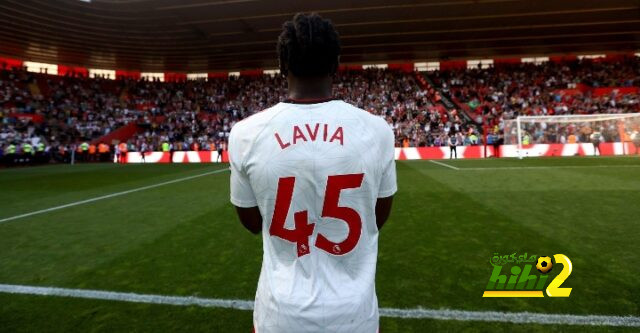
xmin=283 ymin=97 xmax=338 ymax=104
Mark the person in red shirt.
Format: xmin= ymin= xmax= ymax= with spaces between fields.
xmin=118 ymin=142 xmax=128 ymax=163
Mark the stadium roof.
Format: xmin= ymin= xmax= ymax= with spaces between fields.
xmin=1 ymin=0 xmax=639 ymax=72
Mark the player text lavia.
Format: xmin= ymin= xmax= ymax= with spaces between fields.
xmin=274 ymin=123 xmax=344 ymax=149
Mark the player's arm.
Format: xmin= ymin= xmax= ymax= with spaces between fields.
xmin=234 ymin=206 xmax=262 ymax=234
xmin=375 ymin=195 xmax=394 ymax=230
xmin=376 ymin=119 xmax=398 ymax=230
xmin=228 ymin=123 xmax=260 ymax=234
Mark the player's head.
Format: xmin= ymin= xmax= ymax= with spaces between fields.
xmin=277 ymin=13 xmax=340 ymax=78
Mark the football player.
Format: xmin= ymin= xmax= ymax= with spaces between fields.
xmin=229 ymin=12 xmax=396 ymax=333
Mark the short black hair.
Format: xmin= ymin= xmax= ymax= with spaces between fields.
xmin=277 ymin=13 xmax=340 ymax=77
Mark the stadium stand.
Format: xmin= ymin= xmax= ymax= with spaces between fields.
xmin=429 ymin=58 xmax=640 ymax=134
xmin=2 ymin=56 xmax=639 ymax=165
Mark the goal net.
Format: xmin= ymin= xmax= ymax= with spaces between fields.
xmin=503 ymin=113 xmax=640 ymax=157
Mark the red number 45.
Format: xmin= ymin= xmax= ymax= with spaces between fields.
xmin=269 ymin=173 xmax=364 ymax=257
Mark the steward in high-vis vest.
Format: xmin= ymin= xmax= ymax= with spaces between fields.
xmin=22 ymin=142 xmax=34 ymax=164
xmin=4 ymin=143 xmax=16 ymax=165
xmin=80 ymin=142 xmax=89 ymax=162
xmin=22 ymin=142 xmax=33 ymax=154
xmin=6 ymin=144 xmax=16 ymax=155
xmin=98 ymin=143 xmax=110 ymax=162
xmin=88 ymin=144 xmax=97 ymax=162
xmin=162 ymin=142 xmax=170 ymax=152
xmin=469 ymin=133 xmax=479 ymax=145
xmin=35 ymin=142 xmax=46 ymax=164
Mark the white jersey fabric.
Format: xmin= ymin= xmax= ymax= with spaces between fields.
xmin=229 ymin=99 xmax=397 ymax=333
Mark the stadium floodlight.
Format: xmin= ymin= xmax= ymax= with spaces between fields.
xmin=263 ymin=69 xmax=280 ymax=76
xmin=577 ymin=54 xmax=606 ymax=60
xmin=141 ymin=72 xmax=164 ymax=82
xmin=522 ymin=57 xmax=549 ymax=65
xmin=186 ymin=73 xmax=207 ymax=80
xmin=467 ymin=59 xmax=493 ymax=69
xmin=414 ymin=62 xmax=439 ymax=71
xmin=24 ymin=61 xmax=58 ymax=75
xmin=504 ymin=113 xmax=640 ymax=159
xmin=362 ymin=63 xmax=388 ymax=69
xmin=88 ymin=68 xmax=115 ymax=79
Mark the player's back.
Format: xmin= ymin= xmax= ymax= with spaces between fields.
xmin=229 ymin=99 xmax=396 ymax=333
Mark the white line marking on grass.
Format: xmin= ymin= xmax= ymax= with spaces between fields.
xmin=0 ymin=283 xmax=253 ymax=310
xmin=0 ymin=168 xmax=230 ymax=224
xmin=460 ymin=165 xmax=640 ymax=171
xmin=0 ymin=284 xmax=638 ymax=327
xmin=379 ymin=307 xmax=640 ymax=327
xmin=429 ymin=160 xmax=460 ymax=170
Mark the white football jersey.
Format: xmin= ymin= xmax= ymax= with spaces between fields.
xmin=229 ymin=99 xmax=397 ymax=333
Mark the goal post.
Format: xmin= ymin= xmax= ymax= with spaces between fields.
xmin=504 ymin=113 xmax=640 ymax=158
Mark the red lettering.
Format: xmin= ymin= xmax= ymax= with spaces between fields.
xmin=316 ymin=174 xmax=364 ymax=255
xmin=329 ymin=127 xmax=344 ymax=145
xmin=277 ymin=124 xmax=344 ymax=149
xmin=275 ymin=133 xmax=290 ymax=149
xmin=270 ymin=174 xmax=364 ymax=257
xmin=305 ymin=123 xmax=319 ymax=141
xmin=269 ymin=177 xmax=315 ymax=257
xmin=293 ymin=126 xmax=307 ymax=144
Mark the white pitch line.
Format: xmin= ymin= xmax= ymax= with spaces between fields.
xmin=0 ymin=168 xmax=230 ymax=224
xmin=459 ymin=165 xmax=640 ymax=171
xmin=429 ymin=160 xmax=460 ymax=170
xmin=0 ymin=284 xmax=638 ymax=327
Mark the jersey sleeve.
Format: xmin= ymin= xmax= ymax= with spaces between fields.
xmin=228 ymin=122 xmax=258 ymax=207
xmin=378 ymin=121 xmax=397 ymax=198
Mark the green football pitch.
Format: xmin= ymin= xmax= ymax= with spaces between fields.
xmin=0 ymin=157 xmax=638 ymax=332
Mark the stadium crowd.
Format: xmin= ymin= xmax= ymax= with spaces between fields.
xmin=1 ymin=66 xmax=456 ymax=165
xmin=432 ymin=58 xmax=640 ymax=140
xmin=2 ymin=56 xmax=640 ymax=165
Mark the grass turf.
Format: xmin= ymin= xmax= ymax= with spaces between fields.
xmin=0 ymin=157 xmax=638 ymax=332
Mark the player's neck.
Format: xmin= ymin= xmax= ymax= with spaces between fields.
xmin=287 ymin=75 xmax=332 ymax=101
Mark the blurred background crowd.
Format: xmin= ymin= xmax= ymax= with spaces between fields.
xmin=2 ymin=56 xmax=639 ymax=165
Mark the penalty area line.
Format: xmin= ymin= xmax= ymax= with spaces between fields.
xmin=0 ymin=168 xmax=230 ymax=224
xmin=0 ymin=284 xmax=638 ymax=327
xmin=429 ymin=160 xmax=460 ymax=170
